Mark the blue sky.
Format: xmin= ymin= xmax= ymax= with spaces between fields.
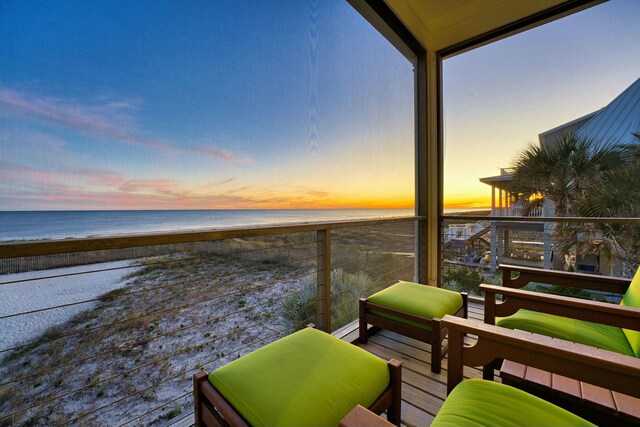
xmin=0 ymin=0 xmax=414 ymax=210
xmin=1 ymin=0 xmax=639 ymax=211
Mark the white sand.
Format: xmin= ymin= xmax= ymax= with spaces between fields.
xmin=0 ymin=261 xmax=138 ymax=351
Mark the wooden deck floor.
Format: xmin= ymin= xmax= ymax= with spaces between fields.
xmin=344 ymin=300 xmax=494 ymax=427
xmin=170 ymin=300 xmax=491 ymax=427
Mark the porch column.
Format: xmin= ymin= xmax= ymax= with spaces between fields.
xmin=415 ymin=51 xmax=429 ymax=285
xmin=490 ymin=221 xmax=497 ymax=273
xmin=491 ymin=186 xmax=496 ymax=216
xmin=497 ymin=228 xmax=504 ymax=266
xmin=423 ymin=49 xmax=440 ymax=286
xmin=543 ymin=199 xmax=554 ymax=270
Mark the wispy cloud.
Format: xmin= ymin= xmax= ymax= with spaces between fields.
xmin=0 ymin=161 xmax=345 ymax=210
xmin=226 ymin=186 xmax=250 ymax=194
xmin=0 ymin=160 xmax=74 ymax=190
xmin=212 ymin=178 xmax=236 ymax=186
xmin=0 ymin=88 xmax=251 ymax=163
xmin=80 ymin=169 xmax=127 ymax=187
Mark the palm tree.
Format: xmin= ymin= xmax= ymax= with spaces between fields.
xmin=507 ymin=132 xmax=627 ymax=216
xmin=562 ymin=133 xmax=640 ymax=275
xmin=506 ymin=132 xmax=634 ymax=273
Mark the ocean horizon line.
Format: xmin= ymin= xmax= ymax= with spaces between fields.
xmin=0 ymin=207 xmax=489 ymax=213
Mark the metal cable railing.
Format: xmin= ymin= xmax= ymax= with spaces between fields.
xmin=0 ymin=253 xmax=317 ymax=356
xmin=66 ymin=328 xmax=287 ymax=426
xmin=4 ymin=310 xmax=279 ymax=419
xmin=439 ymin=216 xmax=640 ymax=299
xmin=0 ymin=270 xmax=319 ymax=388
xmin=4 ymin=304 xmax=313 ymax=425
xmin=117 ymin=391 xmax=192 ymax=427
xmin=0 ymin=217 xmax=419 ymax=425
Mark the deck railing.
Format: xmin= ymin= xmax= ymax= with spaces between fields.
xmin=0 ymin=216 xmax=420 ymax=426
xmin=500 ymin=167 xmax=515 ymax=176
xmin=440 ymin=215 xmax=640 ymax=299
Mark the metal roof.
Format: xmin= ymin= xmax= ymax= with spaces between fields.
xmin=576 ymin=77 xmax=640 ymax=145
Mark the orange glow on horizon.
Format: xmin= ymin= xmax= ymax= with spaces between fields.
xmin=443 ymin=195 xmax=491 ymax=210
xmin=90 ymin=192 xmax=415 ymax=211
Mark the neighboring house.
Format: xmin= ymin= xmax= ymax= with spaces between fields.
xmin=474 ymin=77 xmax=640 ymax=274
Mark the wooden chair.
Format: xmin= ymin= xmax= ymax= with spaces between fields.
xmin=481 ymin=264 xmax=640 ymax=377
xmin=480 ymin=264 xmax=640 ymax=424
xmin=341 ymin=316 xmax=640 ymax=426
xmin=193 ymin=327 xmax=402 ymax=427
xmin=359 ymin=281 xmax=468 ymax=373
xmin=438 ymin=315 xmax=640 ymax=426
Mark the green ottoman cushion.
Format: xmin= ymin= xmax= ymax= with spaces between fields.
xmin=497 ymin=309 xmax=635 ymax=356
xmin=431 ymin=379 xmax=595 ymax=427
xmin=208 ymin=328 xmax=390 ymax=427
xmin=621 ymin=268 xmax=640 ymax=356
xmin=368 ymin=281 xmax=463 ymax=331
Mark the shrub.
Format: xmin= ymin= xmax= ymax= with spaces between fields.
xmin=281 ymin=268 xmax=378 ymax=331
xmin=443 ymin=267 xmax=483 ymax=295
xmin=162 ymin=407 xmax=182 ymax=420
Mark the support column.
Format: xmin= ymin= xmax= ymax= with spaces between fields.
xmin=425 ymin=50 xmax=441 ymax=287
xmin=503 ymin=230 xmax=510 ymax=257
xmin=415 ymin=51 xmax=429 ymax=285
xmin=316 ymin=229 xmax=331 ymax=331
xmin=497 ymin=229 xmax=504 ymax=266
xmin=490 ymin=222 xmax=497 ymax=273
xmin=491 ymin=186 xmax=496 ymax=216
xmin=543 ymin=199 xmax=554 ymax=270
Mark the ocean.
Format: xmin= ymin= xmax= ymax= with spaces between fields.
xmin=0 ymin=209 xmax=416 ymax=242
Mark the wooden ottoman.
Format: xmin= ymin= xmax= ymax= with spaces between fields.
xmin=359 ymin=281 xmax=467 ymax=373
xmin=193 ymin=327 xmax=402 ymax=427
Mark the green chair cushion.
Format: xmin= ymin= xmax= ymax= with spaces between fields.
xmin=497 ymin=309 xmax=635 ymax=357
xmin=367 ymin=281 xmax=463 ymax=331
xmin=208 ymin=327 xmax=390 ymax=427
xmin=621 ymin=268 xmax=640 ymax=356
xmin=431 ymin=379 xmax=595 ymax=427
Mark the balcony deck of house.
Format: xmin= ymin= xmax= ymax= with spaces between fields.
xmin=5 ymin=214 xmax=634 ymax=426
xmin=166 ymin=300 xmax=491 ymax=427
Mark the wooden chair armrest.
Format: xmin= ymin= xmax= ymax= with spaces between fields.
xmin=339 ymin=405 xmax=395 ymax=427
xmin=480 ymin=283 xmax=640 ymax=330
xmin=499 ymin=264 xmax=630 ymax=294
xmin=442 ymin=315 xmax=640 ymax=397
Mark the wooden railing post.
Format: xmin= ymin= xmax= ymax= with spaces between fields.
xmin=316 ymin=229 xmax=331 ymax=332
xmin=415 ymin=219 xmax=428 ymax=284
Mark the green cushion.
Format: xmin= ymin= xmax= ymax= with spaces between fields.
xmin=208 ymin=328 xmax=390 ymax=427
xmin=431 ymin=379 xmax=595 ymax=427
xmin=621 ymin=268 xmax=640 ymax=356
xmin=497 ymin=309 xmax=635 ymax=357
xmin=367 ymin=281 xmax=463 ymax=331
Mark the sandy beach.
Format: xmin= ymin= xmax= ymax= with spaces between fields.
xmin=0 ymin=261 xmax=138 ymax=351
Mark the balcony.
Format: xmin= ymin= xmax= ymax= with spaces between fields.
xmin=3 ymin=214 xmax=639 ymax=426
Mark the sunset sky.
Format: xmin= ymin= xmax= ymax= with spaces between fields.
xmin=0 ymin=0 xmax=414 ymax=211
xmin=443 ymin=0 xmax=640 ymax=208
xmin=1 ymin=0 xmax=639 ymax=211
